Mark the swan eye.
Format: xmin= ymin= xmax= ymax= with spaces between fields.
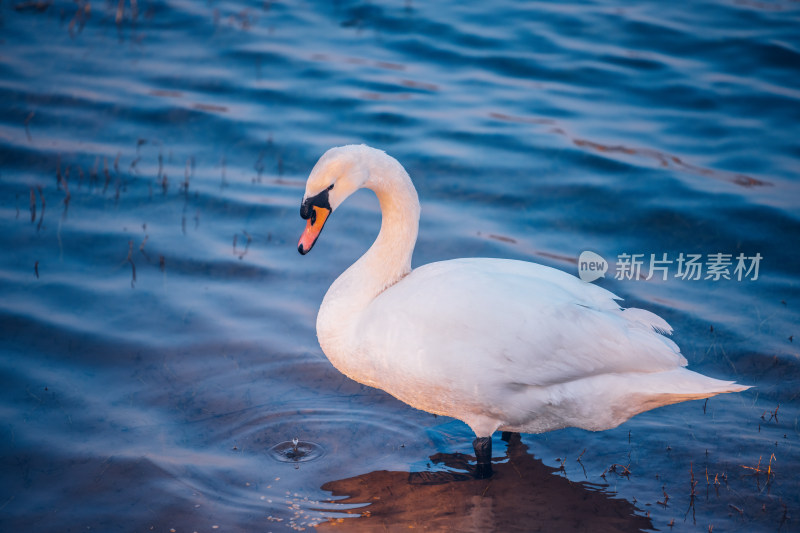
xmin=327 ymin=183 xmax=334 ymax=191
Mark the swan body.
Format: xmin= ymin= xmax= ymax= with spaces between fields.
xmin=298 ymin=144 xmax=748 ymax=442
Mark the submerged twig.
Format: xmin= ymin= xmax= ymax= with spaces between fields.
xmin=29 ymin=187 xmax=36 ymax=222
xmin=182 ymin=157 xmax=192 ymax=195
xmin=685 ymin=462 xmax=697 ymax=524
xmin=728 ymin=504 xmax=744 ymax=520
xmin=90 ymin=156 xmax=99 ymax=188
xmin=61 ymin=166 xmax=71 ymax=217
xmin=103 ymin=156 xmax=111 ymax=194
xmin=126 ymin=240 xmax=136 ymax=288
xmin=56 ymin=155 xmax=62 ymax=190
xmin=609 ymin=463 xmax=631 ymax=477
xmin=575 ymin=448 xmax=587 ymax=478
xmin=139 ymin=235 xmax=150 ymax=261
xmin=239 ymin=230 xmax=252 ymax=259
xmin=68 ymin=1 xmax=90 ymax=37
xmin=36 ymin=186 xmax=45 ymax=231
xmin=115 ymin=0 xmax=124 ymax=24
xmin=24 ymin=111 xmax=34 ymax=142
xmin=657 ymin=486 xmax=670 ymax=508
xmin=254 ymin=150 xmax=265 ymax=183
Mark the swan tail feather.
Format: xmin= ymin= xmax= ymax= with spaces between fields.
xmin=621 ymin=307 xmax=673 ymax=335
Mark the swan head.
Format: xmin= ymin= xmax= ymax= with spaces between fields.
xmin=297 ymin=145 xmax=373 ymax=254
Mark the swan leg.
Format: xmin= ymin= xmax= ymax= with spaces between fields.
xmin=472 ymin=436 xmax=493 ymax=479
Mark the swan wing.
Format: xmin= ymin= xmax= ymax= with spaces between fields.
xmin=356 ymin=258 xmax=686 ymax=392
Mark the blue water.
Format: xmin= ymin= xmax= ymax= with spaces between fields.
xmin=1 ymin=1 xmax=798 ymax=531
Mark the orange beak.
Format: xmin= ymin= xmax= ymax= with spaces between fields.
xmin=298 ymin=205 xmax=331 ymax=255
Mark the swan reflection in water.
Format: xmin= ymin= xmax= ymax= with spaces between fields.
xmin=316 ymin=433 xmax=652 ymax=532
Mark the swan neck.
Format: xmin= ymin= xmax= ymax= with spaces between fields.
xmin=321 ymin=153 xmax=420 ymax=329
xmin=371 ymin=180 xmax=419 ymax=278
xmin=356 ymin=156 xmax=420 ymax=292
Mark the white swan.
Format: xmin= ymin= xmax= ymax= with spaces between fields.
xmin=298 ymin=144 xmax=748 ymax=478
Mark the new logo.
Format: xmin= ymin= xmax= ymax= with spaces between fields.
xmin=578 ymin=251 xmax=608 ymax=283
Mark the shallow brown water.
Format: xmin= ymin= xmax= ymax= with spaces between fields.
xmin=319 ymin=434 xmax=653 ymax=532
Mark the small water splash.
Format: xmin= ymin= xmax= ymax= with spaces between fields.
xmin=269 ymin=438 xmax=325 ymax=463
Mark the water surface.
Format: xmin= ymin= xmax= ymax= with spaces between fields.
xmin=1 ymin=1 xmax=799 ymax=531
